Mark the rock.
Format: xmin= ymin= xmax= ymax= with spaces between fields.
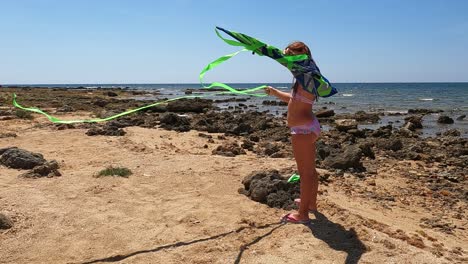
xmin=348 ymin=129 xmax=366 ymax=137
xmin=0 ymin=110 xmax=13 ymax=116
xmin=56 ymin=105 xmax=75 ymax=112
xmin=316 ymin=141 xmax=332 ymax=160
xmin=159 ymin=113 xmax=191 ymax=132
xmin=19 ymin=160 xmax=61 ymax=178
xmin=241 ymin=140 xmax=255 ymax=151
xmin=354 ymin=111 xmax=380 ymax=123
xmin=104 ymin=91 xmax=118 ymax=97
xmin=437 ymin=115 xmax=454 ymax=124
xmin=0 ymin=133 xmax=17 ymax=138
xmin=370 ymin=125 xmax=393 ymax=138
xmin=408 ymin=109 xmax=443 ymax=115
xmin=0 ymin=147 xmax=46 ymax=169
xmin=0 ymin=116 xmax=14 ymax=121
xmin=0 ymin=213 xmax=13 ymax=229
xmin=377 ymin=138 xmax=403 ymax=151
xmin=316 ymin=109 xmax=335 ymax=118
xmin=86 ymin=125 xmax=126 ymax=136
xmin=93 ymin=98 xmax=109 ymax=107
xmin=404 ymin=115 xmax=423 ymax=131
xmin=323 ymin=145 xmax=364 ymax=170
xmin=264 ymin=143 xmax=281 ymax=156
xmin=249 ymin=135 xmax=260 ymax=142
xmin=335 ymin=119 xmax=358 ymax=132
xmin=262 ymin=100 xmax=287 ymax=106
xmin=456 ymin=115 xmax=466 ymax=121
xmin=166 ymin=98 xmax=213 ymax=113
xmin=443 ymin=129 xmax=460 ymax=137
xmin=212 ymin=142 xmax=246 ymax=157
xmin=359 ymin=142 xmax=375 ymax=159
xmin=240 ymin=170 xmax=299 ymax=209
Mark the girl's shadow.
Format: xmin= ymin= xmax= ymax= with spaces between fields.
xmin=306 ymin=211 xmax=367 ymax=264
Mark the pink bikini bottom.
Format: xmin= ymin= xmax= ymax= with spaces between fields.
xmin=290 ymin=118 xmax=321 ymax=137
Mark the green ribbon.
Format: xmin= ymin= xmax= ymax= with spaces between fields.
xmin=13 ymin=93 xmax=208 ymax=124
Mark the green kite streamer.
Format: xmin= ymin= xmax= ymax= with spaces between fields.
xmin=13 ymin=93 xmax=208 ymax=124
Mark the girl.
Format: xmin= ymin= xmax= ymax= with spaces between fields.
xmin=264 ymin=41 xmax=320 ymax=224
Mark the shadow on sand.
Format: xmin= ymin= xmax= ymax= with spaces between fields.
xmin=79 ymin=222 xmax=284 ymax=264
xmin=80 ymin=212 xmax=365 ymax=264
xmin=306 ymin=211 xmax=367 ymax=264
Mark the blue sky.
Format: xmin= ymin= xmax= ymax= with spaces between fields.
xmin=1 ymin=0 xmax=467 ymax=84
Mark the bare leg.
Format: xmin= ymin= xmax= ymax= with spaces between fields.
xmin=289 ymin=133 xmax=318 ymax=221
xmin=295 ymin=169 xmax=319 ymax=210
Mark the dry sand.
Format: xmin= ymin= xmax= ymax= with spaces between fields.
xmin=1 ymin=111 xmax=467 ymax=263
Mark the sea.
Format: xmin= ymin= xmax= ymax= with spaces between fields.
xmin=6 ymin=82 xmax=468 ymax=137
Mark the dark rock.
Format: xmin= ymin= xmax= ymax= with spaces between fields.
xmin=404 ymin=115 xmax=423 ymax=131
xmin=443 ymin=129 xmax=461 ymax=137
xmin=420 ymin=217 xmax=456 ymax=234
xmin=335 ymin=119 xmax=358 ymax=132
xmin=0 ymin=110 xmax=13 ymax=116
xmin=212 ymin=142 xmax=246 ymax=157
xmin=377 ymin=138 xmax=403 ymax=151
xmin=249 ymin=135 xmax=260 ymax=142
xmin=56 ymin=124 xmax=75 ymax=130
xmin=198 ymin=133 xmax=212 ymax=139
xmin=456 ymin=115 xmax=466 ymax=121
xmin=354 ymin=111 xmax=380 ymax=123
xmin=372 ymin=125 xmax=393 ymax=138
xmin=323 ymin=145 xmax=364 ymax=170
xmin=408 ymin=109 xmax=443 ymax=115
xmin=240 ymin=170 xmax=299 ymax=209
xmin=86 ymin=125 xmax=126 ymax=136
xmin=241 ymin=140 xmax=255 ymax=151
xmin=0 ymin=213 xmax=13 ymax=229
xmin=262 ymin=100 xmax=287 ymax=106
xmin=348 ymin=129 xmax=366 ymax=137
xmin=230 ymin=123 xmax=253 ymax=136
xmin=316 ymin=141 xmax=332 ymax=160
xmin=104 ymin=91 xmax=118 ymax=97
xmin=159 ymin=113 xmax=191 ymax=132
xmin=19 ymin=160 xmax=61 ymax=178
xmin=166 ymin=98 xmax=213 ymax=113
xmin=264 ymin=143 xmax=281 ymax=156
xmin=437 ymin=115 xmax=454 ymax=124
xmin=316 ymin=109 xmax=335 ymax=118
xmin=0 ymin=133 xmax=17 ymax=138
xmin=56 ymin=105 xmax=75 ymax=112
xmin=0 ymin=147 xmax=46 ymax=169
xmin=93 ymin=98 xmax=109 ymax=107
xmin=359 ymin=142 xmax=375 ymax=159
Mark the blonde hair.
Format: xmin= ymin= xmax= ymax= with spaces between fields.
xmin=285 ymin=41 xmax=313 ymax=94
xmin=284 ymin=41 xmax=312 ymax=58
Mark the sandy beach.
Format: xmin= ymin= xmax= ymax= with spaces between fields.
xmin=0 ymin=88 xmax=466 ymax=264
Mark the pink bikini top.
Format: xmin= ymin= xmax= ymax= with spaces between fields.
xmin=291 ymin=91 xmax=315 ymax=105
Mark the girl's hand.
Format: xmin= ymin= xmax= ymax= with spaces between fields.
xmin=264 ymin=86 xmax=275 ymax=96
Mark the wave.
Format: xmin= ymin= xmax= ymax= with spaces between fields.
xmin=419 ymin=98 xmax=434 ymax=101
xmin=342 ymin=94 xmax=354 ymax=97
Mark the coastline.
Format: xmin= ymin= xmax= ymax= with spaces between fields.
xmin=0 ymin=87 xmax=467 ymax=263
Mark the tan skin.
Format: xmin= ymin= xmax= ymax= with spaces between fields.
xmin=263 ymin=46 xmax=319 ymax=222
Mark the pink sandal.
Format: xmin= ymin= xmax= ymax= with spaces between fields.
xmin=280 ymin=213 xmax=311 ymax=224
